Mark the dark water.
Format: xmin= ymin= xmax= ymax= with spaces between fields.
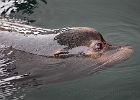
xmin=0 ymin=0 xmax=140 ymax=100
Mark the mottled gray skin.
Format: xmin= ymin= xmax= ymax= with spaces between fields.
xmin=0 ymin=20 xmax=134 ymax=86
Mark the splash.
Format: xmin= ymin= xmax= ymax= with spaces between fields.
xmin=0 ymin=18 xmax=76 ymax=35
xmin=0 ymin=0 xmax=47 ymax=16
xmin=0 ymin=0 xmax=27 ymax=16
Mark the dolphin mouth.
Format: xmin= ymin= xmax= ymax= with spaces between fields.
xmin=122 ymin=46 xmax=133 ymax=50
xmin=86 ymin=46 xmax=134 ymax=75
xmin=99 ymin=45 xmax=134 ymax=64
xmin=118 ymin=46 xmax=134 ymax=60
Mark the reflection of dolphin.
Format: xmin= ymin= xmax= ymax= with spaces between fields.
xmin=0 ymin=19 xmax=134 ymax=86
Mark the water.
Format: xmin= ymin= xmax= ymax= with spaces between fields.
xmin=0 ymin=0 xmax=140 ymax=100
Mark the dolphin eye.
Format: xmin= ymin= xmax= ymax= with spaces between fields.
xmin=93 ymin=43 xmax=102 ymax=51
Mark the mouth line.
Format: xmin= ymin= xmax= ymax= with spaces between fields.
xmin=87 ymin=46 xmax=134 ymax=74
xmin=99 ymin=46 xmax=134 ymax=63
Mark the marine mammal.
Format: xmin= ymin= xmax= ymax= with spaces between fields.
xmin=0 ymin=18 xmax=134 ymax=86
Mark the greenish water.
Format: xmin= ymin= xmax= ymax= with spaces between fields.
xmin=1 ymin=0 xmax=140 ymax=100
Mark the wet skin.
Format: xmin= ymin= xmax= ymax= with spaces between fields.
xmin=0 ymin=20 xmax=134 ymax=86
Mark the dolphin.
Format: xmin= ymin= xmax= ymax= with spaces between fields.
xmin=0 ymin=18 xmax=134 ymax=86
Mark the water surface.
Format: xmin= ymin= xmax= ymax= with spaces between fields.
xmin=0 ymin=0 xmax=140 ymax=100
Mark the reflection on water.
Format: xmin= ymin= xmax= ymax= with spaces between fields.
xmin=0 ymin=45 xmax=23 ymax=100
xmin=0 ymin=0 xmax=140 ymax=100
xmin=0 ymin=45 xmax=43 ymax=99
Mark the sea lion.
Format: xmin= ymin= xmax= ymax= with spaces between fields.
xmin=0 ymin=18 xmax=134 ymax=86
